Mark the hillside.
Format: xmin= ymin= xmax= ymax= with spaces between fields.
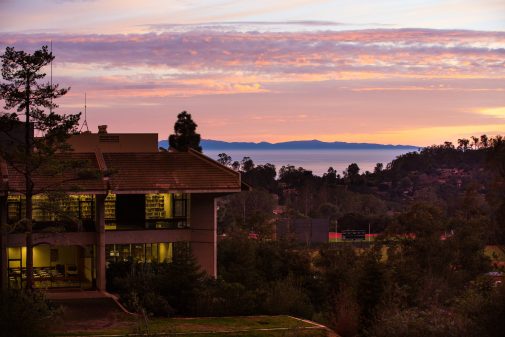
xmin=158 ymin=139 xmax=418 ymax=150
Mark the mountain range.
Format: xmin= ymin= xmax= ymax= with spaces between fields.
xmin=158 ymin=139 xmax=418 ymax=150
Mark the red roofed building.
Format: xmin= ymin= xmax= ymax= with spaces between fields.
xmin=0 ymin=127 xmax=247 ymax=290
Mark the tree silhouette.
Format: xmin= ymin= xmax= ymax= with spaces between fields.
xmin=470 ymin=136 xmax=479 ymax=149
xmin=374 ymin=163 xmax=384 ymax=174
xmin=344 ymin=163 xmax=361 ymax=185
xmin=0 ymin=46 xmax=80 ymax=289
xmin=240 ymin=156 xmax=255 ymax=172
xmin=480 ymin=134 xmax=489 ymax=148
xmin=168 ymin=111 xmax=202 ymax=152
xmin=457 ymin=138 xmax=470 ymax=151
xmin=217 ymin=153 xmax=232 ymax=167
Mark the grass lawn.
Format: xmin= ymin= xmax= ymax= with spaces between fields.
xmin=52 ymin=315 xmax=329 ymax=337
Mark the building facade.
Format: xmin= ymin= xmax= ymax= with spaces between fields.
xmin=0 ymin=129 xmax=245 ymax=290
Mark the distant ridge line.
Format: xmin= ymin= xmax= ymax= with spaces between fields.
xmin=158 ymin=139 xmax=418 ymax=150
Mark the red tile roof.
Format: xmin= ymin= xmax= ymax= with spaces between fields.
xmin=1 ymin=150 xmax=242 ymax=194
xmin=2 ymin=153 xmax=105 ymax=194
xmin=104 ymin=150 xmax=241 ymax=193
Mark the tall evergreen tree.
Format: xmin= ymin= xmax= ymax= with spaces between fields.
xmin=168 ymin=111 xmax=202 ymax=152
xmin=0 ymin=46 xmax=80 ymax=289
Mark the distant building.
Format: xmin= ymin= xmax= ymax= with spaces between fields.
xmin=276 ymin=218 xmax=329 ymax=245
xmin=67 ymin=125 xmax=158 ymax=153
xmin=1 ymin=126 xmax=247 ymax=290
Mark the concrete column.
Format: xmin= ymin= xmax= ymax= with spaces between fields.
xmin=0 ymin=196 xmax=7 ymax=290
xmin=95 ymin=194 xmax=106 ymax=291
xmin=189 ymin=194 xmax=217 ymax=277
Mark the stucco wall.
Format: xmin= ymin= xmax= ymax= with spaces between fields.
xmin=190 ymin=194 xmax=217 ymax=277
xmin=105 ymin=229 xmax=191 ymax=244
xmin=6 ymin=232 xmax=96 ymax=247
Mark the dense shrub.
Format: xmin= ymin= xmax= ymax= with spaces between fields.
xmin=456 ymin=283 xmax=505 ymax=337
xmin=194 ymin=278 xmax=261 ymax=316
xmin=261 ymin=276 xmax=314 ymax=318
xmin=368 ymin=307 xmax=467 ymax=337
xmin=107 ymin=251 xmax=204 ymax=316
xmin=329 ymin=288 xmax=360 ymax=337
xmin=111 ymin=266 xmax=174 ymax=316
xmin=0 ymin=289 xmax=61 ymax=337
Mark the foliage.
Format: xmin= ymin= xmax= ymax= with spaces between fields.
xmin=218 ymin=190 xmax=276 ymax=237
xmin=218 ymin=236 xmax=260 ymax=288
xmin=217 ymin=152 xmax=232 ymax=166
xmin=261 ymin=276 xmax=314 ymax=318
xmin=368 ymin=307 xmax=467 ymax=337
xmin=194 ymin=278 xmax=260 ymax=316
xmin=102 ymin=133 xmax=505 ymax=334
xmin=118 ymin=267 xmax=174 ymax=317
xmin=455 ymin=284 xmax=505 ymax=337
xmin=344 ymin=163 xmax=361 ymax=185
xmin=108 ymin=250 xmax=205 ymax=316
xmin=217 ymin=237 xmax=317 ymax=318
xmin=242 ymin=163 xmax=277 ymax=193
xmin=355 ymin=249 xmax=386 ymax=326
xmin=155 ymin=248 xmax=206 ymax=314
xmin=329 ymin=287 xmax=360 ymax=337
xmin=0 ymin=289 xmax=61 ymax=337
xmin=0 ymin=45 xmax=81 ymax=289
xmin=0 ymin=46 xmax=79 ymax=163
xmin=168 ymin=111 xmax=202 ymax=152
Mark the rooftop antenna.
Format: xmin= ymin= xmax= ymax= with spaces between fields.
xmin=80 ymin=92 xmax=90 ymax=132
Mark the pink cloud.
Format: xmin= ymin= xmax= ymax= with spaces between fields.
xmin=1 ymin=27 xmax=504 ymax=145
xmin=1 ymin=29 xmax=503 ymax=74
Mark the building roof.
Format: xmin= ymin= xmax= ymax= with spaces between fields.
xmin=1 ymin=149 xmax=244 ymax=195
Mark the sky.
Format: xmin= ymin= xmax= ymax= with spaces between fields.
xmin=1 ymin=0 xmax=504 ymax=146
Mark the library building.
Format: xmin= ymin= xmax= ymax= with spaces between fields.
xmin=0 ymin=126 xmax=247 ymax=290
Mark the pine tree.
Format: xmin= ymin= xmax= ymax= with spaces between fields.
xmin=0 ymin=46 xmax=80 ymax=289
xmin=168 ymin=111 xmax=202 ymax=152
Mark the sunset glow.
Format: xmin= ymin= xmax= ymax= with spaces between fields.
xmin=1 ymin=1 xmax=504 ymax=146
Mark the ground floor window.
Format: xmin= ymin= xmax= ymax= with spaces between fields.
xmin=105 ymin=242 xmax=190 ymax=265
xmin=7 ymin=245 xmax=95 ymax=289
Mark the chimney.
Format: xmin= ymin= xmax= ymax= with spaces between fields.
xmin=98 ymin=125 xmax=108 ymax=134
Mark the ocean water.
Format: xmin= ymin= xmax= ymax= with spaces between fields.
xmin=204 ymin=149 xmax=415 ymax=176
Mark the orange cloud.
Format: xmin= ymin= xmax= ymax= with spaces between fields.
xmin=2 ymin=26 xmax=504 ymax=145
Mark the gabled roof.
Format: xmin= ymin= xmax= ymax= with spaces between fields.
xmin=103 ymin=150 xmax=242 ymax=193
xmin=1 ymin=150 xmax=243 ymax=195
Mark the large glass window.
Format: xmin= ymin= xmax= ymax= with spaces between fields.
xmin=7 ymin=194 xmax=95 ymax=231
xmin=107 ymin=193 xmax=190 ymax=230
xmin=145 ymin=194 xmax=171 ymax=219
xmin=7 ymin=195 xmax=23 ymax=223
xmin=8 ymin=193 xmax=191 ymax=231
xmin=173 ymin=193 xmax=189 ymax=218
xmin=104 ymin=194 xmax=116 ymax=230
xmin=32 ymin=195 xmax=53 ymax=221
xmin=106 ymin=242 xmax=175 ymax=264
xmin=77 ymin=195 xmax=94 ymax=220
xmin=7 ymin=245 xmax=95 ymax=290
